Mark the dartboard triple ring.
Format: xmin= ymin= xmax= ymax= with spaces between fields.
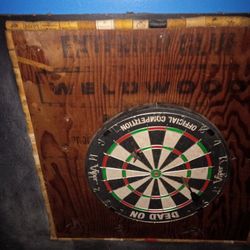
xmin=86 ymin=105 xmax=229 ymax=223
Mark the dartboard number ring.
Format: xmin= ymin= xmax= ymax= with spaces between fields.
xmin=86 ymin=105 xmax=229 ymax=223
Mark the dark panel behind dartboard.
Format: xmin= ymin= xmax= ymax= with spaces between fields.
xmin=10 ymin=27 xmax=250 ymax=240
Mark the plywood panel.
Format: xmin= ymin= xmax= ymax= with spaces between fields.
xmin=6 ymin=20 xmax=250 ymax=241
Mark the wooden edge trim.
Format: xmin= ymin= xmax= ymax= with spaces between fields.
xmin=5 ymin=16 xmax=250 ymax=30
xmin=54 ymin=237 xmax=248 ymax=244
xmin=5 ymin=30 xmax=57 ymax=239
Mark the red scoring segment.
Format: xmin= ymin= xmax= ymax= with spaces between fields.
xmin=102 ymin=155 xmax=109 ymax=167
xmin=172 ymin=148 xmax=182 ymax=156
xmin=200 ymin=179 xmax=210 ymax=193
xmin=104 ymin=180 xmax=112 ymax=192
xmin=115 ymin=133 xmax=132 ymax=144
xmin=148 ymin=126 xmax=166 ymax=131
xmin=198 ymin=154 xmax=213 ymax=193
xmin=205 ymin=153 xmax=212 ymax=166
xmin=183 ymin=132 xmax=199 ymax=142
xmin=121 ymin=200 xmax=134 ymax=208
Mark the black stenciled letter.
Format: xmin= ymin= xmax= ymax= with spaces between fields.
xmin=229 ymin=80 xmax=247 ymax=94
xmin=51 ymin=82 xmax=73 ymax=95
xmin=177 ymin=80 xmax=195 ymax=94
xmin=202 ymin=80 xmax=222 ymax=95
xmin=103 ymin=84 xmax=115 ymax=95
xmin=81 ymin=82 xmax=95 ymax=94
xmin=61 ymin=36 xmax=73 ymax=58
xmin=122 ymin=82 xmax=139 ymax=94
xmin=146 ymin=82 xmax=170 ymax=94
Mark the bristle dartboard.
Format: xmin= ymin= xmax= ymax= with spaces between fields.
xmin=86 ymin=105 xmax=229 ymax=223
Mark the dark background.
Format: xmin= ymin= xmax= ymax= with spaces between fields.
xmin=0 ymin=15 xmax=249 ymax=250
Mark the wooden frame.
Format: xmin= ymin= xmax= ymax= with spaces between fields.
xmin=5 ymin=15 xmax=250 ymax=242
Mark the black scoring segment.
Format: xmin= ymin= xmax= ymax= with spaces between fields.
xmin=165 ymin=175 xmax=184 ymax=185
xmin=119 ymin=135 xmax=153 ymax=169
xmin=151 ymin=179 xmax=160 ymax=196
xmin=136 ymin=178 xmax=152 ymax=194
xmin=108 ymin=179 xmax=126 ymax=191
xmin=171 ymin=192 xmax=189 ymax=206
xmin=126 ymin=175 xmax=147 ymax=185
xmin=166 ymin=163 xmax=187 ymax=172
xmin=188 ymin=154 xmax=212 ymax=168
xmin=149 ymin=199 xmax=162 ymax=210
xmin=106 ymin=156 xmax=124 ymax=169
xmin=174 ymin=134 xmax=196 ymax=154
xmin=160 ymin=178 xmax=177 ymax=194
xmin=119 ymin=135 xmax=138 ymax=153
xmin=152 ymin=149 xmax=162 ymax=170
xmin=188 ymin=178 xmax=207 ymax=191
xmin=123 ymin=191 xmax=141 ymax=205
xmin=149 ymin=129 xmax=165 ymax=145
xmin=127 ymin=162 xmax=149 ymax=172
xmin=159 ymin=152 xmax=179 ymax=170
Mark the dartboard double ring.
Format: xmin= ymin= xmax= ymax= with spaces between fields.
xmin=86 ymin=105 xmax=229 ymax=223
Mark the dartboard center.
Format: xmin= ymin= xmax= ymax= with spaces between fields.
xmin=151 ymin=169 xmax=162 ymax=179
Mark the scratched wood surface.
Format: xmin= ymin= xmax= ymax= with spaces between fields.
xmin=8 ymin=27 xmax=250 ymax=240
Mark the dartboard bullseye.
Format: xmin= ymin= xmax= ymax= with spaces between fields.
xmin=86 ymin=105 xmax=230 ymax=223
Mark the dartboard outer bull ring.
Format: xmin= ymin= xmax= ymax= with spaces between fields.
xmin=86 ymin=104 xmax=230 ymax=223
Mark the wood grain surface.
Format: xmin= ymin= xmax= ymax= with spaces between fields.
xmin=8 ymin=27 xmax=250 ymax=240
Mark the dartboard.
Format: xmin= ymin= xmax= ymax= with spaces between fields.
xmin=86 ymin=105 xmax=229 ymax=223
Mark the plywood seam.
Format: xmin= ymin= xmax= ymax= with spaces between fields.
xmin=55 ymin=237 xmax=247 ymax=243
